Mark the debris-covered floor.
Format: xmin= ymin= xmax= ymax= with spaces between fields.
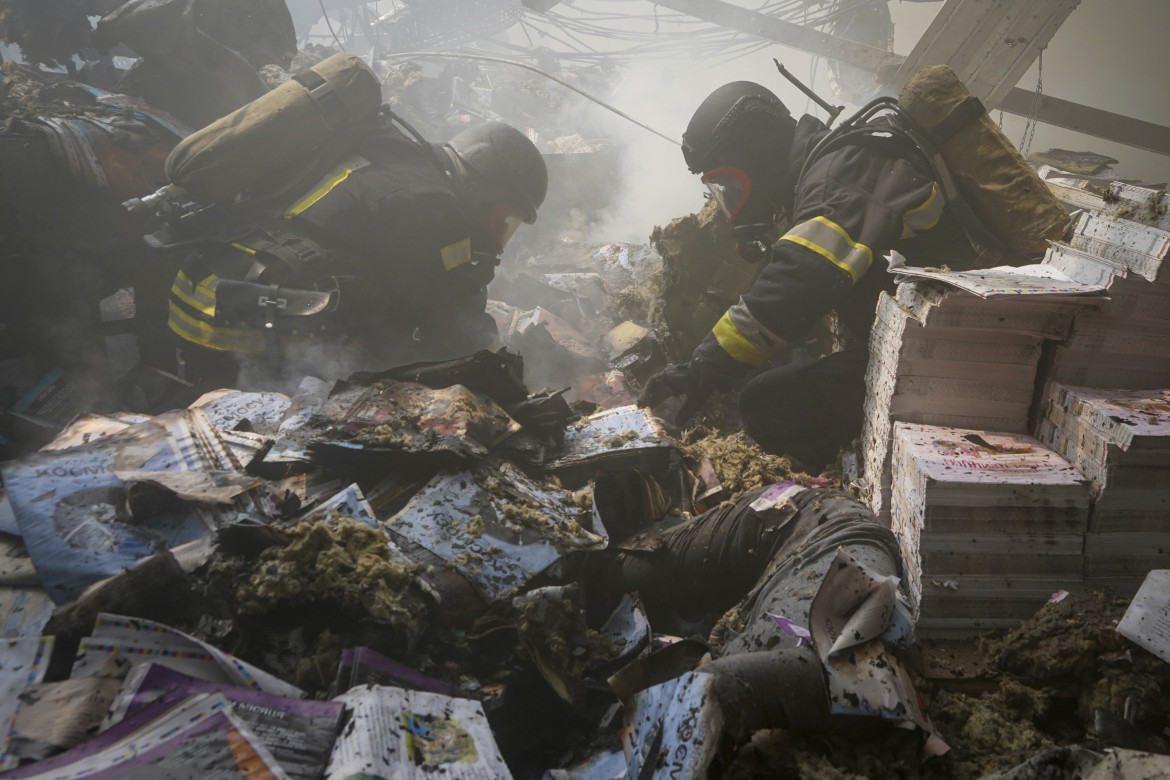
xmin=2 ymin=186 xmax=1169 ymax=778
xmin=3 ymin=2 xmax=1170 ymax=778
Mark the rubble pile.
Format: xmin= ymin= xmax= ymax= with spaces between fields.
xmin=2 ymin=6 xmax=1170 ymax=775
xmin=923 ymin=589 xmax=1170 ymax=777
xmin=1 ymin=137 xmax=1169 ymax=778
xmin=7 ymin=305 xmax=944 ymax=779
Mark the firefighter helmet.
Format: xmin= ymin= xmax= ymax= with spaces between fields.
xmin=681 ymin=81 xmax=795 ymax=175
xmin=446 ymin=122 xmax=548 ymax=224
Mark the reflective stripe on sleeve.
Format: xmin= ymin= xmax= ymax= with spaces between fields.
xmin=712 ymin=301 xmax=781 ymax=366
xmin=778 ymin=216 xmax=873 ymax=284
xmin=168 ymin=301 xmax=266 ymax=353
xmin=283 ymin=155 xmax=370 ymax=218
xmin=440 ymin=237 xmax=472 ymax=270
xmin=171 ymin=270 xmax=219 ymax=317
xmin=900 ymin=183 xmax=944 ymax=239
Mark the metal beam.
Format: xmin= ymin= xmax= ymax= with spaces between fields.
xmin=650 ymin=0 xmax=902 ymax=74
xmin=896 ymin=0 xmax=1080 ymax=107
xmin=651 ymin=0 xmax=1170 ymax=157
xmin=1000 ymin=88 xmax=1170 ymax=157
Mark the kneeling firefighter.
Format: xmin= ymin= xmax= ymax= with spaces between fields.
xmin=638 ymin=69 xmax=1068 ymax=470
xmin=143 ymin=53 xmax=547 ymax=394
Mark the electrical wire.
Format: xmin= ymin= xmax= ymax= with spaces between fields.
xmin=378 ymin=50 xmax=681 ymax=146
xmin=318 ymin=0 xmax=347 ymax=51
xmin=308 ymin=0 xmax=879 ymax=91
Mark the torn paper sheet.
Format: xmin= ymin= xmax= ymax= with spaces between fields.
xmin=545 ymin=405 xmax=676 ymax=484
xmin=823 ymin=642 xmax=949 ymax=756
xmin=293 ymin=482 xmax=378 ymax=529
xmin=325 ymin=685 xmax=513 ymax=780
xmin=1 ymin=410 xmax=255 ymax=603
xmin=1117 ymin=569 xmax=1170 ymax=664
xmin=810 ymin=548 xmax=902 ymax=660
xmin=0 ymin=587 xmax=54 ymax=639
xmin=624 ymin=671 xmax=723 ymax=780
xmin=387 ymin=460 xmax=604 ymax=601
xmin=71 ymin=613 xmax=303 ymax=698
xmin=0 ymin=692 xmax=289 ymax=780
xmin=0 ymin=636 xmax=54 ymax=771
xmin=884 ymin=254 xmax=1107 ymax=298
xmin=308 ymin=380 xmax=521 ymax=460
xmin=189 ymin=389 xmax=292 ymax=435
xmin=106 ymin=663 xmax=343 ymax=780
xmin=3 ymin=676 xmax=123 ymax=763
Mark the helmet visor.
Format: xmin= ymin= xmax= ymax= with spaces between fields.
xmin=701 ymin=167 xmax=751 ymax=223
xmin=488 ymin=204 xmax=529 ymax=251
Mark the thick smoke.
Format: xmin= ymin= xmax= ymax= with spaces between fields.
xmin=580 ymin=51 xmax=834 ymax=245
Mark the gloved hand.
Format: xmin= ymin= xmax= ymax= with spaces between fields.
xmin=637 ymin=363 xmax=713 ymax=425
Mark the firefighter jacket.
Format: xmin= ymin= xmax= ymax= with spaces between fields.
xmin=167 ymin=123 xmax=497 ymax=365
xmin=690 ymin=114 xmax=973 ymax=384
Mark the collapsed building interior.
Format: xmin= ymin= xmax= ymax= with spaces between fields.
xmin=1 ymin=0 xmax=1170 ymax=778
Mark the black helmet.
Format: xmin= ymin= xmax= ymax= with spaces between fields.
xmin=447 ymin=122 xmax=548 ymax=223
xmin=681 ymin=81 xmax=795 ymax=174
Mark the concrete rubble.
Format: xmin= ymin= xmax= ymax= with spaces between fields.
xmin=1 ymin=4 xmax=1170 ymax=779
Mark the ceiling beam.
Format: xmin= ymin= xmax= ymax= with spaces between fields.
xmin=999 ymin=88 xmax=1170 ymax=157
xmin=651 ymin=0 xmax=1170 ymax=156
xmin=650 ymin=0 xmax=902 ymax=74
xmin=895 ymin=0 xmax=1080 ymax=107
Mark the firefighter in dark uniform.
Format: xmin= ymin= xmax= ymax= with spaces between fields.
xmin=639 ymin=81 xmax=976 ymax=470
xmin=165 ymin=119 xmax=547 ymax=392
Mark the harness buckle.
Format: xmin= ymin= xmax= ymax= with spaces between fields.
xmin=258 ymin=291 xmax=288 ymax=329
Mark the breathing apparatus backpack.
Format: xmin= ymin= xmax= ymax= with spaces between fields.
xmin=126 ymin=52 xmax=391 ymax=351
xmin=133 ymin=51 xmax=383 ymax=211
xmin=898 ymin=65 xmax=1069 ymax=257
xmin=796 ymin=65 xmax=1070 ymax=264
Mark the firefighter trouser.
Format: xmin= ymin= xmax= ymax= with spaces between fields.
xmin=738 ymin=347 xmax=869 ymax=469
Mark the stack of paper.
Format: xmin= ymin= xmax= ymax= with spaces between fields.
xmin=890 ymin=422 xmax=1090 ymax=637
xmin=1043 ymin=242 xmax=1124 ymax=287
xmin=1039 ymin=201 xmax=1170 ymax=390
xmin=1042 ymin=170 xmax=1170 ymax=235
xmin=1041 ymin=274 xmax=1170 ymax=389
xmin=860 ymin=271 xmax=1093 ymax=521
xmin=1070 ymin=211 xmax=1170 ymax=284
xmin=1035 ymin=384 xmax=1170 ymax=594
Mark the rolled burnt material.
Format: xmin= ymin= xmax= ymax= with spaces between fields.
xmin=696 ymin=647 xmax=831 ymax=737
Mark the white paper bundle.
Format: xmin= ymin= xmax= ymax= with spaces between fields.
xmin=891 ymin=422 xmax=1089 ymax=631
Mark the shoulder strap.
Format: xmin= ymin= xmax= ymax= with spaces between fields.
xmin=231 ymin=225 xmax=333 ymax=284
xmin=795 ymin=97 xmax=1015 ymax=263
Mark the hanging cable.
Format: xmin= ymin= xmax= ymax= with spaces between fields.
xmin=379 ymin=50 xmax=680 ymax=146
xmin=1019 ymin=49 xmax=1043 ymax=156
xmin=318 ymin=0 xmax=346 ymax=51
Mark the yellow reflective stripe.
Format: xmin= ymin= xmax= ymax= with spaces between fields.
xmin=283 ymin=156 xmax=369 ymax=218
xmin=713 ymin=310 xmax=770 ymax=366
xmin=900 ymin=183 xmax=944 ymax=239
xmin=168 ymin=301 xmax=265 ymax=353
xmin=230 ymin=242 xmax=258 ymax=255
xmin=441 ymin=237 xmax=472 ymax=270
xmin=779 ymin=216 xmax=873 ymax=284
xmin=172 ymin=271 xmax=218 ymax=316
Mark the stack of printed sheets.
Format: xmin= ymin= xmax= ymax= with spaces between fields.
xmin=890 ymin=422 xmax=1090 ymax=638
xmin=1035 ymin=384 xmax=1170 ymax=593
xmin=861 ymin=268 xmax=1096 ymax=522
